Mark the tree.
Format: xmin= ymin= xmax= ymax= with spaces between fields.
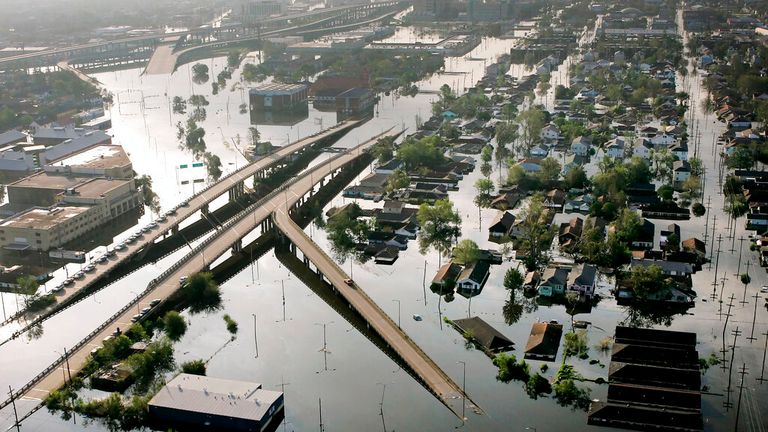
xmin=248 ymin=126 xmax=261 ymax=148
xmin=692 ymin=202 xmax=706 ymax=217
xmin=474 ymin=178 xmax=495 ymax=218
xmin=503 ymin=268 xmax=524 ymax=290
xmin=538 ymin=157 xmax=561 ymax=183
xmin=564 ymin=165 xmax=588 ymax=190
xmin=627 ymin=264 xmax=673 ymax=299
xmin=658 ymin=184 xmax=674 ymax=201
xmin=135 ymin=175 xmax=160 ymax=216
xmin=516 ymin=106 xmax=546 ymax=151
xmin=385 ymin=167 xmax=410 ymax=193
xmin=396 ymin=136 xmax=445 ymax=170
xmin=453 ymin=239 xmax=480 ymax=266
xmin=163 ymin=311 xmax=187 ymax=341
xmin=16 ymin=275 xmax=39 ymax=295
xmin=495 ymin=121 xmax=519 ymax=155
xmin=727 ymin=147 xmax=754 ymax=170
xmin=227 ymin=50 xmax=241 ymax=68
xmin=191 ymin=63 xmax=209 ymax=83
xmin=652 ymin=148 xmax=675 ymax=183
xmin=326 ymin=204 xmax=374 ymax=263
xmin=480 ymin=145 xmax=493 ymax=164
xmin=518 ymin=195 xmax=554 ymax=271
xmin=204 ymin=152 xmax=222 ymax=181
xmin=182 ymin=272 xmax=222 ymax=312
xmin=417 ymin=199 xmax=462 ymax=264
xmin=613 ymin=208 xmax=643 ymax=244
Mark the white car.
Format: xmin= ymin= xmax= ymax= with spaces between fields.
xmin=761 ymin=286 xmax=768 ymax=293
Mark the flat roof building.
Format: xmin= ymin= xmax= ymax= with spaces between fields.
xmin=249 ymin=83 xmax=309 ymax=112
xmin=45 ymin=144 xmax=132 ymax=178
xmin=0 ymin=206 xmax=96 ymax=251
xmin=149 ymin=373 xmax=284 ymax=432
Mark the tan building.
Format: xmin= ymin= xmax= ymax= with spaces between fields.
xmin=0 ymin=206 xmax=97 ymax=251
xmin=1 ymin=176 xmax=140 ymax=251
xmin=44 ymin=144 xmax=133 ymax=179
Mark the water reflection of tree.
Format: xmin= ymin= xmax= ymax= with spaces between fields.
xmin=502 ymin=289 xmax=538 ymax=326
xmin=619 ymin=304 xmax=687 ymax=328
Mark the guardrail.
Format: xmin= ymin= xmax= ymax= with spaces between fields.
xmin=0 ymin=121 xmax=355 ymax=340
xmin=0 ymin=126 xmax=381 ymax=415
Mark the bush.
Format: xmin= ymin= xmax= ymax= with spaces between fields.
xmin=564 ymin=331 xmax=589 ymax=358
xmin=181 ymin=359 xmax=207 ymax=376
xmin=126 ymin=338 xmax=175 ymax=393
xmin=223 ymin=314 xmax=238 ymax=335
xmin=692 ymin=202 xmax=705 ymax=217
xmin=553 ymin=379 xmax=591 ymax=410
xmin=163 ymin=311 xmax=187 ymax=341
xmin=493 ymin=353 xmax=530 ymax=383
xmin=595 ymin=336 xmax=612 ymax=353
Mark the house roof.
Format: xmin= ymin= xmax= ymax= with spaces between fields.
xmin=614 ymin=325 xmax=697 ymax=349
xmin=682 ymin=237 xmax=705 ymax=253
xmin=457 ymin=261 xmax=490 ymax=285
xmin=541 ymin=266 xmax=569 ymax=286
xmin=489 ymin=211 xmax=515 ymax=232
xmin=432 ymin=263 xmax=462 ymax=284
xmin=673 ymin=160 xmax=691 ymax=172
xmin=524 ymin=322 xmax=563 ymax=357
xmin=453 ymin=317 xmax=514 ymax=352
xmin=0 ymin=130 xmax=26 ymax=146
xmin=568 ymin=263 xmax=597 ymax=287
xmin=630 ymin=258 xmax=693 ymax=275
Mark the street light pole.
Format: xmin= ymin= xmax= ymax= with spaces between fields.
xmin=252 ymin=313 xmax=259 ymax=358
xmin=392 ymin=299 xmax=401 ymax=328
xmin=457 ymin=360 xmax=466 ymax=424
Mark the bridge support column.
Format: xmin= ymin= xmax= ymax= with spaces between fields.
xmin=171 ymin=225 xmax=179 ymax=234
xmin=232 ymin=239 xmax=242 ymax=254
xmin=303 ymin=255 xmax=310 ymax=266
xmin=201 ymin=204 xmax=209 ymax=216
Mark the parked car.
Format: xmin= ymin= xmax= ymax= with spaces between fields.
xmin=131 ymin=314 xmax=142 ymax=323
xmin=150 ymin=299 xmax=162 ymax=307
xmin=343 ymin=278 xmax=354 ymax=286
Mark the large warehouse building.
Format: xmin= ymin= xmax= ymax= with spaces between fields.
xmin=149 ymin=373 xmax=285 ymax=432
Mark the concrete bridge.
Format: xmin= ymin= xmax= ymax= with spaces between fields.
xmin=0 ymin=120 xmax=361 ymax=342
xmin=0 ymin=126 xmax=478 ymax=428
xmin=0 ymin=1 xmax=408 ymax=72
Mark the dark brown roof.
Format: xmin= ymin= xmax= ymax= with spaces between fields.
xmin=614 ymin=326 xmax=697 ymax=349
xmin=606 ymin=383 xmax=701 ymax=411
xmin=609 ymin=362 xmax=701 ymax=391
xmin=588 ymin=402 xmax=704 ymax=431
xmin=611 ymin=343 xmax=699 ymax=369
xmin=453 ymin=317 xmax=514 ymax=353
xmin=524 ymin=322 xmax=563 ymax=360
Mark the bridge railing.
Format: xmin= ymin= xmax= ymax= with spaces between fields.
xmin=0 ymin=126 xmax=380 ymax=415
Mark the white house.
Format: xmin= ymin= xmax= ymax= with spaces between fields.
xmin=456 ymin=261 xmax=490 ymax=292
xmin=650 ymin=133 xmax=676 ymax=147
xmin=633 ymin=138 xmax=653 ymax=159
xmin=571 ymin=136 xmax=591 ymax=156
xmin=673 ymin=160 xmax=691 ymax=183
xmin=670 ymin=142 xmax=688 ymax=161
xmin=540 ymin=124 xmax=561 ymax=144
xmin=605 ymin=137 xmax=626 ymax=159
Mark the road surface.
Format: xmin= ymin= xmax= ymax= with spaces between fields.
xmin=0 ymin=120 xmax=360 ymax=341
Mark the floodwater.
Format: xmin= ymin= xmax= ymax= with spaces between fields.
xmin=1 ymin=23 xmax=767 ymax=432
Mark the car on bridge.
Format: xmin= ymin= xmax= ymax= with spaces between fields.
xmin=344 ymin=278 xmax=355 ymax=287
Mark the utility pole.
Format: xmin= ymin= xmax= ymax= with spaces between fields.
xmin=748 ymin=292 xmax=760 ymax=342
xmin=708 ymin=216 xmax=717 ymax=268
xmin=724 ymin=326 xmax=741 ymax=410
xmin=741 ymin=261 xmax=751 ymax=305
xmin=703 ymin=196 xmax=712 ymax=243
xmin=734 ymin=363 xmax=748 ymax=432
xmin=457 ymin=361 xmax=467 ymax=425
xmin=252 ymin=313 xmax=259 ymax=358
xmin=422 ymin=259 xmax=428 ymax=306
xmin=281 ymin=280 xmax=286 ymax=322
xmin=8 ymin=386 xmax=20 ymax=432
xmin=758 ymin=330 xmax=768 ymax=384
xmin=318 ymin=397 xmax=324 ymax=432
xmin=721 ymin=295 xmax=736 ymax=364
xmin=712 ymin=234 xmax=723 ymax=301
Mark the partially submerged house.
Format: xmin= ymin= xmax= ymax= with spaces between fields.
xmin=453 ymin=316 xmax=515 ymax=354
xmin=524 ymin=321 xmax=563 ymax=361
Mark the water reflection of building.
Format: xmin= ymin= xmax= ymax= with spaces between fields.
xmin=249 ymin=83 xmax=309 ymax=112
xmin=249 ymin=106 xmax=309 ymax=126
